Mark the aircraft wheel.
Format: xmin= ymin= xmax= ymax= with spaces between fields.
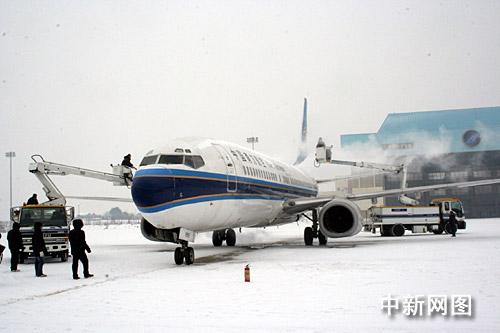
xmin=226 ymin=229 xmax=236 ymax=246
xmin=391 ymin=224 xmax=405 ymax=237
xmin=318 ymin=231 xmax=328 ymax=245
xmin=304 ymin=227 xmax=313 ymax=246
xmin=184 ymin=247 xmax=195 ymax=265
xmin=174 ymin=247 xmax=184 ymax=265
xmin=212 ymin=231 xmax=223 ymax=247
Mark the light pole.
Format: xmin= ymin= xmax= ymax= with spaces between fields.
xmin=247 ymin=137 xmax=259 ymax=150
xmin=5 ymin=151 xmax=15 ymax=209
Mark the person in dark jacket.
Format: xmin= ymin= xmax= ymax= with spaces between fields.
xmin=0 ymin=233 xmax=5 ymax=264
xmin=27 ymin=193 xmax=39 ymax=205
xmin=121 ymin=154 xmax=135 ymax=183
xmin=121 ymin=154 xmax=135 ymax=168
xmin=69 ymin=219 xmax=93 ymax=279
xmin=7 ymin=223 xmax=23 ymax=272
xmin=32 ymin=222 xmax=48 ymax=277
xmin=448 ymin=210 xmax=458 ymax=237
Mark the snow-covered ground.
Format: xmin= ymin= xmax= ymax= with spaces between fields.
xmin=1 ymin=219 xmax=499 ymax=332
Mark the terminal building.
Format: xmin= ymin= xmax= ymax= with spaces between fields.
xmin=340 ymin=107 xmax=500 ymax=218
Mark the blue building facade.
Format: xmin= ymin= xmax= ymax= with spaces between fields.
xmin=340 ymin=107 xmax=500 ymax=218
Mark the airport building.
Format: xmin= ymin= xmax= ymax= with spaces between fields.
xmin=340 ymin=107 xmax=500 ymax=218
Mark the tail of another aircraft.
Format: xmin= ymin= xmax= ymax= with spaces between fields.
xmin=294 ymin=98 xmax=308 ymax=165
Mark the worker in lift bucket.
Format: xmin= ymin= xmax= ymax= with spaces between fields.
xmin=27 ymin=193 xmax=39 ymax=205
xmin=121 ymin=153 xmax=136 ymax=182
xmin=448 ymin=210 xmax=458 ymax=237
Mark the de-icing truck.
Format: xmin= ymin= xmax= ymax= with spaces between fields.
xmin=365 ymin=198 xmax=466 ymax=237
xmin=9 ymin=155 xmax=131 ymax=262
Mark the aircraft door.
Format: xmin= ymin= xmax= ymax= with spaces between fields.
xmin=213 ymin=144 xmax=238 ymax=192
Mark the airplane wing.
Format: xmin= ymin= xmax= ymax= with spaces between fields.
xmin=316 ymin=170 xmax=388 ymax=184
xmin=284 ymin=178 xmax=500 ymax=213
xmin=345 ymin=178 xmax=500 ymax=201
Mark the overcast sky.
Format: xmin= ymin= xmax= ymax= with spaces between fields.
xmin=1 ymin=1 xmax=499 ymax=219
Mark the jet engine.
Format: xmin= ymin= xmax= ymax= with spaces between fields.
xmin=318 ymin=199 xmax=363 ymax=238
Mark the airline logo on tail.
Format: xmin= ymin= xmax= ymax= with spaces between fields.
xmin=294 ymin=98 xmax=308 ymax=165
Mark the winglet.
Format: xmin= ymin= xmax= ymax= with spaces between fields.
xmin=294 ymin=98 xmax=308 ymax=165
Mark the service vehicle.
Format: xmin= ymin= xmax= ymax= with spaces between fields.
xmin=365 ymin=198 xmax=466 ymax=237
xmin=11 ymin=204 xmax=74 ymax=262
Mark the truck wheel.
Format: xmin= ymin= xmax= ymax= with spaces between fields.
xmin=432 ymin=225 xmax=444 ymax=234
xmin=20 ymin=254 xmax=26 ymax=264
xmin=61 ymin=251 xmax=68 ymax=262
xmin=391 ymin=224 xmax=405 ymax=237
xmin=381 ymin=225 xmax=392 ymax=237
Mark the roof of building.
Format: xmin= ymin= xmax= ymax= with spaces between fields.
xmin=341 ymin=106 xmax=500 ymax=155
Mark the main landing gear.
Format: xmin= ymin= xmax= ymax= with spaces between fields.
xmin=174 ymin=241 xmax=195 ymax=265
xmin=303 ymin=209 xmax=328 ymax=246
xmin=212 ymin=229 xmax=236 ymax=247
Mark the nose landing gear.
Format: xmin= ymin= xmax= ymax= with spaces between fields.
xmin=174 ymin=241 xmax=195 ymax=265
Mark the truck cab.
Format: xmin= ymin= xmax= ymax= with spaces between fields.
xmin=11 ymin=205 xmax=74 ymax=263
xmin=429 ymin=198 xmax=466 ymax=230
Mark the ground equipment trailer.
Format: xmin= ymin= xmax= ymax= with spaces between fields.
xmin=366 ymin=198 xmax=466 ymax=237
xmin=11 ymin=204 xmax=74 ymax=262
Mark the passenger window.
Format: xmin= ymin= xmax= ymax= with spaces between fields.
xmin=139 ymin=155 xmax=159 ymax=166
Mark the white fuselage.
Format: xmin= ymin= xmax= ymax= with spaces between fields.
xmin=131 ymin=138 xmax=318 ymax=233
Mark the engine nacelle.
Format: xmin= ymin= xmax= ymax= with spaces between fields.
xmin=140 ymin=217 xmax=177 ymax=243
xmin=319 ymin=199 xmax=363 ymax=238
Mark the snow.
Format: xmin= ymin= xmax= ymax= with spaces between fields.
xmin=1 ymin=219 xmax=499 ymax=332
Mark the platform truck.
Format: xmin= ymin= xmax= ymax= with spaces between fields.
xmin=365 ymin=198 xmax=466 ymax=237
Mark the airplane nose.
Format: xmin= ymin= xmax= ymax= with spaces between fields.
xmin=131 ymin=170 xmax=175 ymax=212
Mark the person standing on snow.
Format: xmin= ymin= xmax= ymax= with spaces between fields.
xmin=32 ymin=222 xmax=48 ymax=277
xmin=69 ymin=219 xmax=93 ymax=280
xmin=448 ymin=210 xmax=458 ymax=237
xmin=7 ymin=223 xmax=23 ymax=272
xmin=0 ymin=233 xmax=5 ymax=265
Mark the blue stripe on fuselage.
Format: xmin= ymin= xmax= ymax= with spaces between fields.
xmin=132 ymin=168 xmax=317 ymax=213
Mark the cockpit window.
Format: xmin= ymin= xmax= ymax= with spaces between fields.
xmin=140 ymin=155 xmax=159 ymax=166
xmin=159 ymin=155 xmax=183 ymax=165
xmin=193 ymin=156 xmax=205 ymax=168
xmin=158 ymin=154 xmax=205 ymax=169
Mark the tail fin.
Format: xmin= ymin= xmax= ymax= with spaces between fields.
xmin=294 ymin=98 xmax=308 ymax=165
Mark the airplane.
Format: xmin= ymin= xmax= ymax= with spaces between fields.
xmin=130 ymin=99 xmax=500 ymax=265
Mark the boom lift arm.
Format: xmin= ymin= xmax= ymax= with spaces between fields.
xmin=315 ymin=138 xmax=418 ymax=206
xmin=29 ymin=155 xmax=131 ymax=206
